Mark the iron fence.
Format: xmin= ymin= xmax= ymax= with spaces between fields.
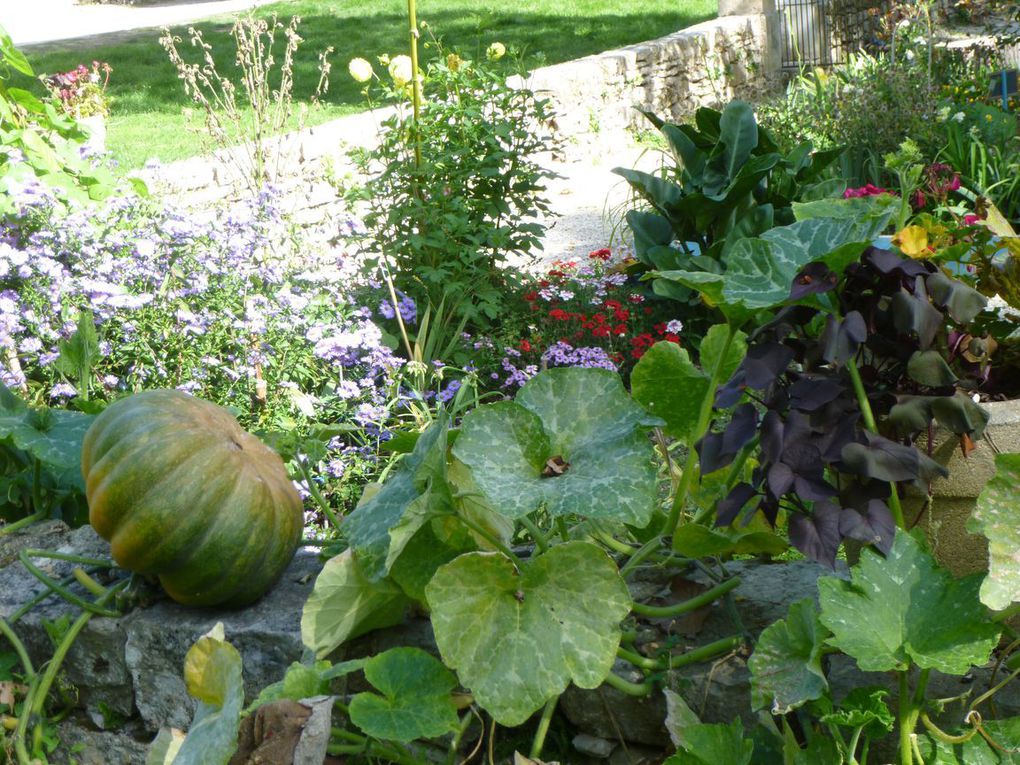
xmin=777 ymin=0 xmax=891 ymax=69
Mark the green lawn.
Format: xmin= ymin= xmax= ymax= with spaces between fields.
xmin=20 ymin=0 xmax=717 ymax=169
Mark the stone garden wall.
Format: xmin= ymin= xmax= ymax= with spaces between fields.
xmin=135 ymin=5 xmax=781 ymax=221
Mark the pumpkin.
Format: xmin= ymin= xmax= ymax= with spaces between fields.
xmin=81 ymin=390 xmax=303 ymax=607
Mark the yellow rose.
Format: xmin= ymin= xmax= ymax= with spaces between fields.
xmin=388 ymin=55 xmax=414 ymax=86
xmin=348 ymin=57 xmax=374 ymax=83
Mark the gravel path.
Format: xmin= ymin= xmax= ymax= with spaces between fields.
xmin=537 ymin=144 xmax=666 ymax=264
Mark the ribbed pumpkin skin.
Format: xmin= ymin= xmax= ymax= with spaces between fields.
xmin=82 ymin=390 xmax=303 ymax=608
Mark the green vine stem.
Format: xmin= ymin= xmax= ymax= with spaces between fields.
xmin=601 ymin=670 xmax=653 ymax=697
xmin=630 ymin=576 xmax=741 ymax=619
xmin=920 ymin=711 xmax=976 ymax=744
xmin=405 ymin=0 xmax=422 ymax=173
xmin=0 ymin=510 xmax=46 ymax=539
xmin=897 ymin=668 xmax=930 ymax=765
xmin=445 ymin=712 xmax=475 ymax=765
xmin=665 ymin=635 xmax=743 ymax=669
xmin=14 ymin=580 xmax=127 ymax=761
xmin=18 ymin=550 xmax=122 ymax=618
xmin=616 ymin=646 xmax=660 ymax=671
xmin=618 ymin=536 xmax=665 ymax=578
xmin=444 ymin=509 xmax=525 ymax=570
xmin=0 ymin=616 xmax=35 ymax=682
xmin=669 ymin=325 xmax=738 ymax=538
xmin=845 ymin=356 xmax=907 ymax=529
xmin=297 ymin=459 xmax=343 ymax=531
xmin=529 ymin=696 xmax=558 ymax=760
xmin=518 ymin=516 xmax=549 ymax=555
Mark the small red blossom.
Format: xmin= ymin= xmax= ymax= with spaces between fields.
xmin=523 ymin=291 xmax=537 ymax=302
xmin=627 ymin=294 xmax=644 ymax=304
xmin=589 ymin=248 xmax=612 ymax=261
xmin=613 ymin=323 xmax=628 ymax=336
xmin=664 ymin=333 xmax=681 ymax=344
xmin=519 ymin=339 xmax=532 ymax=352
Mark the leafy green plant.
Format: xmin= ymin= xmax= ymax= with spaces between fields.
xmin=301 ymin=368 xmax=746 ymax=758
xmin=670 ymin=531 xmax=1015 ymax=765
xmin=348 ymin=34 xmax=554 ymax=330
xmin=614 ymin=101 xmax=844 ymax=332
xmin=0 ymin=25 xmax=119 ymax=214
xmin=0 ymin=383 xmax=92 ymax=534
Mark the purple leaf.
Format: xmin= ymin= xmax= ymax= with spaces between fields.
xmin=838 ymin=500 xmax=895 ymax=555
xmin=789 ymin=502 xmax=842 ymax=569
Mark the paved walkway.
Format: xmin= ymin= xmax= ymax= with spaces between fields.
xmin=7 ymin=0 xmax=275 ymax=48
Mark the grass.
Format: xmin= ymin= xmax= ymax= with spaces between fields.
xmin=19 ymin=0 xmax=717 ymax=169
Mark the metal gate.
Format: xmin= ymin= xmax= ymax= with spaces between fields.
xmin=777 ymin=0 xmax=891 ymax=70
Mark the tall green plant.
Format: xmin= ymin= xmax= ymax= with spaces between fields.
xmin=614 ymin=100 xmax=843 ymax=334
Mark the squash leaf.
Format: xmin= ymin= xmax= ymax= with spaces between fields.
xmin=425 ymin=541 xmax=631 ymax=726
xmin=247 ymin=660 xmax=334 ymax=713
xmin=348 ymin=647 xmax=460 ymax=742
xmin=968 ymin=453 xmax=1020 ymax=611
xmin=343 ymin=414 xmax=453 ymax=580
xmin=749 ymin=599 xmax=829 ymax=714
xmin=452 ymin=368 xmax=661 ymax=527
xmin=172 ymin=623 xmax=245 ymax=765
xmin=817 ymin=531 xmax=999 ymax=674
xmin=301 ymin=550 xmax=411 ymax=658
xmin=631 ymin=341 xmax=710 ymax=441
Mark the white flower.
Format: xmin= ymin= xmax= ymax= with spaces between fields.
xmin=666 ymin=319 xmax=684 ymax=334
xmin=953 ymin=111 xmax=966 ymax=123
xmin=348 ymin=57 xmax=374 ymax=83
xmin=486 ymin=42 xmax=506 ymax=61
xmin=388 ymin=55 xmax=413 ymax=86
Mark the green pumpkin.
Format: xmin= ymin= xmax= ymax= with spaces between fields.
xmin=82 ymin=390 xmax=303 ymax=607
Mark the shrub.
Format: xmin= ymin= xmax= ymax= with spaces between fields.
xmin=347 ymin=37 xmax=554 ymax=330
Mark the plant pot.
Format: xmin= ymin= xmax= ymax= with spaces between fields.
xmin=78 ymin=115 xmax=106 ymax=156
xmin=903 ymin=399 xmax=1020 ymax=578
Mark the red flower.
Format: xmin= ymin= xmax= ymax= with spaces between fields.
xmin=613 ymin=308 xmax=630 ymax=321
xmin=548 ymin=309 xmax=571 ymax=321
xmin=627 ymin=294 xmax=644 ymax=304
xmin=589 ymin=248 xmax=612 ymax=261
xmin=592 ymin=326 xmax=611 ymax=338
xmin=604 ymin=300 xmax=622 ymax=311
xmin=519 ymin=339 xmax=532 ymax=352
xmin=523 ymin=291 xmax=538 ymax=302
xmin=664 ymin=333 xmax=681 ymax=344
xmin=613 ymin=323 xmax=628 ymax=336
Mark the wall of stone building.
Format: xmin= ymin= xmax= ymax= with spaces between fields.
xmin=135 ymin=5 xmax=781 ymax=216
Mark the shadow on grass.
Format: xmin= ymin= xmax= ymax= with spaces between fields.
xmin=17 ymin=1 xmax=716 ymax=165
xmin=21 ymin=3 xmax=716 ymax=115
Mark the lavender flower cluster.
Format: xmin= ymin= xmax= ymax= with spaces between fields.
xmin=0 ymin=180 xmax=406 ymax=475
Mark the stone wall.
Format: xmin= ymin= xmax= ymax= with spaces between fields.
xmin=136 ymin=9 xmax=781 ymax=216
xmin=522 ymin=12 xmax=780 ymax=145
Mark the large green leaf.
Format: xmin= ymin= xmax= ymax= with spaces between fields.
xmin=349 ymin=647 xmax=460 ymax=742
xmin=425 ymin=542 xmax=631 ymax=726
xmin=817 ymin=532 xmax=999 ymax=674
xmin=631 ymin=342 xmax=708 ymax=441
xmin=722 ymin=209 xmax=894 ymax=310
xmin=968 ymin=453 xmax=1020 ymax=611
xmin=452 ymin=368 xmax=661 ymax=526
xmin=672 ymin=523 xmax=787 ymax=558
xmin=0 ymin=388 xmax=93 ymax=488
xmin=749 ymin=599 xmax=829 ymax=714
xmin=343 ymin=415 xmax=452 ymax=580
xmin=172 ymin=623 xmax=245 ymax=765
xmin=698 ymin=324 xmax=747 ymax=382
xmin=301 ymin=550 xmax=411 ymax=658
